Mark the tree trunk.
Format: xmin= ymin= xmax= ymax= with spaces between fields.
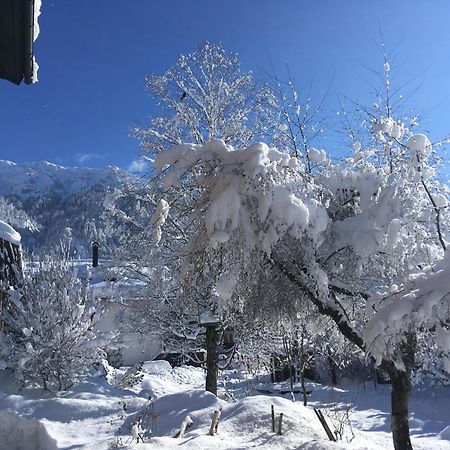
xmin=205 ymin=324 xmax=218 ymax=395
xmin=300 ymin=364 xmax=307 ymax=406
xmin=390 ymin=367 xmax=413 ymax=450
xmin=283 ymin=336 xmax=295 ymax=401
xmin=299 ymin=332 xmax=307 ymax=406
xmin=384 ymin=333 xmax=416 ymax=450
xmin=288 ymin=363 xmax=295 ymax=402
xmin=327 ymin=347 xmax=337 ymax=385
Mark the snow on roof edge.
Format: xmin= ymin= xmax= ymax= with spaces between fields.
xmin=32 ymin=0 xmax=42 ymax=83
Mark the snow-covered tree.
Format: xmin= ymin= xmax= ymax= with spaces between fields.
xmin=133 ymin=41 xmax=277 ymax=157
xmin=316 ymin=117 xmax=448 ymax=449
xmin=0 ymin=252 xmax=102 ymax=391
xmin=152 ymin=139 xmax=327 ymax=390
xmin=152 ymin=108 xmax=449 ymax=449
xmin=108 ymin=42 xmax=283 ymax=394
xmin=268 ymin=67 xmax=329 ymax=172
xmin=118 ymin=44 xmax=449 ymax=449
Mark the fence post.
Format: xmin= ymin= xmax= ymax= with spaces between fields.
xmin=277 ymin=413 xmax=284 ymax=435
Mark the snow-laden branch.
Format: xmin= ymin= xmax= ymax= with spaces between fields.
xmin=155 ymin=139 xmax=328 ymax=254
xmin=365 ymin=250 xmax=450 ymax=370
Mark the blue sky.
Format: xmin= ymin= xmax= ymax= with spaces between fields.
xmin=1 ymin=0 xmax=450 ymax=171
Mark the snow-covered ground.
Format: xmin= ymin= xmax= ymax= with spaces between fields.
xmin=0 ymin=362 xmax=449 ymax=450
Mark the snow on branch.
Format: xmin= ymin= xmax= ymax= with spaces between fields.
xmin=151 ymin=199 xmax=170 ymax=244
xmin=364 ymin=251 xmax=450 ymax=370
xmin=155 ymin=139 xmax=328 ymax=254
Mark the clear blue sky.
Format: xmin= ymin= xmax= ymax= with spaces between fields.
xmin=1 ymin=0 xmax=450 ymax=171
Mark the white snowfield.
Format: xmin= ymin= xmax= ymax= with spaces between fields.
xmin=0 ymin=361 xmax=449 ymax=449
xmin=0 ymin=220 xmax=21 ymax=246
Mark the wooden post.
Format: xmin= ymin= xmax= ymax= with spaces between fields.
xmin=209 ymin=408 xmax=222 ymax=436
xmin=271 ymin=404 xmax=275 ymax=432
xmin=313 ymin=408 xmax=336 ymax=442
xmin=277 ymin=413 xmax=284 ymax=435
xmin=92 ymin=241 xmax=99 ymax=268
xmin=199 ymin=314 xmax=221 ymax=396
xmin=173 ymin=416 xmax=193 ymax=438
xmin=205 ymin=324 xmax=219 ymax=395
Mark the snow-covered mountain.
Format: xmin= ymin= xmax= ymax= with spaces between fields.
xmin=0 ymin=160 xmax=135 ymax=257
xmin=0 ymin=160 xmax=131 ymax=199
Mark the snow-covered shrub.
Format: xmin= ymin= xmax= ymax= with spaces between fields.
xmin=110 ymin=362 xmax=145 ymax=389
xmin=0 ymin=256 xmax=102 ymax=391
xmin=119 ymin=362 xmax=144 ymax=388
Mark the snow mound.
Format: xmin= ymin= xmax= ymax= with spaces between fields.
xmin=0 ymin=410 xmax=58 ymax=450
xmin=126 ymin=389 xmax=221 ymax=438
xmin=138 ymin=364 xmax=205 ymax=399
xmin=439 ymin=425 xmax=450 ymax=440
xmin=217 ymin=395 xmax=345 ymax=449
xmin=297 ymin=440 xmax=344 ymax=449
xmin=0 ymin=220 xmax=21 ymax=245
xmin=128 ymin=392 xmax=352 ymax=449
xmin=141 ymin=360 xmax=172 ymax=375
xmin=0 ymin=367 xmax=448 ymax=449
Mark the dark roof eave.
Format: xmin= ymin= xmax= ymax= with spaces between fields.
xmin=0 ymin=0 xmax=36 ymax=85
xmin=23 ymin=0 xmax=35 ymax=84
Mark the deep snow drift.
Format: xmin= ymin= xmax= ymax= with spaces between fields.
xmin=0 ymin=361 xmax=449 ymax=449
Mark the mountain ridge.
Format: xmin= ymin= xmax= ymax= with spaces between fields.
xmin=0 ymin=159 xmax=131 ymax=200
xmin=0 ymin=159 xmax=136 ymax=257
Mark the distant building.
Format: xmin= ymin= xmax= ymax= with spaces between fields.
xmin=91 ymin=273 xmax=162 ymax=367
xmin=87 ymin=252 xmax=162 ymax=367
